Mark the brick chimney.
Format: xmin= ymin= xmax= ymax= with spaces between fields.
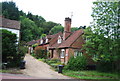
xmin=63 ymin=17 xmax=72 ymax=40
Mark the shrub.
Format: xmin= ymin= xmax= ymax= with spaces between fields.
xmin=1 ymin=29 xmax=27 ymax=67
xmin=2 ymin=29 xmax=18 ymax=67
xmin=34 ymin=46 xmax=47 ymax=59
xmin=7 ymin=42 xmax=27 ymax=67
xmin=16 ymin=42 xmax=28 ymax=66
xmin=65 ymin=56 xmax=87 ymax=71
xmin=51 ymin=59 xmax=60 ymax=63
xmin=1 ymin=29 xmax=17 ymax=63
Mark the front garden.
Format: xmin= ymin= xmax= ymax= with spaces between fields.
xmin=31 ymin=51 xmax=120 ymax=80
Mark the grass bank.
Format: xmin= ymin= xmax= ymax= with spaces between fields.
xmin=63 ymin=70 xmax=120 ymax=80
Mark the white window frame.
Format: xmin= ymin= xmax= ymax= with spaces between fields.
xmin=79 ymin=52 xmax=83 ymax=56
xmin=61 ymin=49 xmax=65 ymax=58
xmin=74 ymin=51 xmax=83 ymax=58
xmin=74 ymin=51 xmax=78 ymax=58
xmin=58 ymin=35 xmax=62 ymax=44
xmin=46 ymin=38 xmax=48 ymax=43
xmin=40 ymin=39 xmax=43 ymax=44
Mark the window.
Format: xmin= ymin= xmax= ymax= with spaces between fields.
xmin=46 ymin=38 xmax=48 ymax=43
xmin=40 ymin=39 xmax=43 ymax=44
xmin=74 ymin=51 xmax=78 ymax=58
xmin=74 ymin=51 xmax=83 ymax=58
xmin=85 ymin=37 xmax=90 ymax=41
xmin=79 ymin=52 xmax=83 ymax=56
xmin=58 ymin=35 xmax=62 ymax=44
xmin=61 ymin=49 xmax=65 ymax=58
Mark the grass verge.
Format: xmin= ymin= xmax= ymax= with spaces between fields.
xmin=63 ymin=70 xmax=120 ymax=80
xmin=0 ymin=68 xmax=22 ymax=74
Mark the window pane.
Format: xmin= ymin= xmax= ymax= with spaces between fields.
xmin=61 ymin=49 xmax=64 ymax=58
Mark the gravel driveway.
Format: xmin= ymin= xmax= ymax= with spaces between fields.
xmin=21 ymin=54 xmax=71 ymax=79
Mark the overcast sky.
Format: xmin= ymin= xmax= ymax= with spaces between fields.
xmin=2 ymin=0 xmax=97 ymax=27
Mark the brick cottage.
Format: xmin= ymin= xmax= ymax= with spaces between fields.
xmin=27 ymin=17 xmax=94 ymax=64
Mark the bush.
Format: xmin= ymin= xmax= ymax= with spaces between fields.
xmin=16 ymin=42 xmax=28 ymax=66
xmin=7 ymin=42 xmax=27 ymax=67
xmin=1 ymin=29 xmax=18 ymax=67
xmin=34 ymin=46 xmax=47 ymax=59
xmin=51 ymin=59 xmax=60 ymax=63
xmin=1 ymin=29 xmax=27 ymax=67
xmin=65 ymin=56 xmax=87 ymax=71
xmin=45 ymin=59 xmax=60 ymax=65
xmin=96 ymin=60 xmax=116 ymax=72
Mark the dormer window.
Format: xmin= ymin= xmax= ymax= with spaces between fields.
xmin=58 ymin=35 xmax=62 ymax=44
xmin=46 ymin=38 xmax=48 ymax=43
xmin=40 ymin=39 xmax=43 ymax=44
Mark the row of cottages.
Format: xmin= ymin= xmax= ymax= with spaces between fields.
xmin=0 ymin=16 xmax=21 ymax=42
xmin=27 ymin=17 xmax=94 ymax=64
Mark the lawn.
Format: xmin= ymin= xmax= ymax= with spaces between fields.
xmin=63 ymin=70 xmax=120 ymax=80
xmin=0 ymin=68 xmax=22 ymax=74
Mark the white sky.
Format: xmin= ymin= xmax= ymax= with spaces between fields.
xmin=2 ymin=0 xmax=97 ymax=27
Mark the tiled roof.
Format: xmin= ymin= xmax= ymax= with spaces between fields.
xmin=58 ymin=29 xmax=84 ymax=48
xmin=27 ymin=32 xmax=63 ymax=46
xmin=0 ymin=16 xmax=20 ymax=30
xmin=47 ymin=34 xmax=57 ymax=39
xmin=49 ymin=32 xmax=63 ymax=46
xmin=36 ymin=39 xmax=41 ymax=44
xmin=27 ymin=29 xmax=84 ymax=48
xmin=27 ymin=40 xmax=37 ymax=46
xmin=49 ymin=29 xmax=84 ymax=49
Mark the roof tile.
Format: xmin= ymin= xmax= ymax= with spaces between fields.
xmin=0 ymin=16 xmax=20 ymax=30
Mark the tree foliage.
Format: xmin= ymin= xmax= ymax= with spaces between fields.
xmin=2 ymin=1 xmax=20 ymax=20
xmin=1 ymin=1 xmax=60 ymax=42
xmin=41 ymin=21 xmax=59 ymax=34
xmin=49 ymin=25 xmax=80 ymax=34
xmin=49 ymin=25 xmax=64 ymax=34
xmin=83 ymin=2 xmax=120 ymax=72
xmin=71 ymin=27 xmax=80 ymax=32
xmin=20 ymin=16 xmax=43 ymax=42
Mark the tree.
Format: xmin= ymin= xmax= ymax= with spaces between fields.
xmin=49 ymin=25 xmax=64 ymax=34
xmin=2 ymin=1 xmax=20 ymax=20
xmin=83 ymin=1 xmax=120 ymax=72
xmin=20 ymin=16 xmax=43 ymax=42
xmin=49 ymin=25 xmax=80 ymax=34
xmin=71 ymin=27 xmax=80 ymax=32
xmin=41 ymin=21 xmax=59 ymax=34
xmin=19 ymin=10 xmax=26 ymax=17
